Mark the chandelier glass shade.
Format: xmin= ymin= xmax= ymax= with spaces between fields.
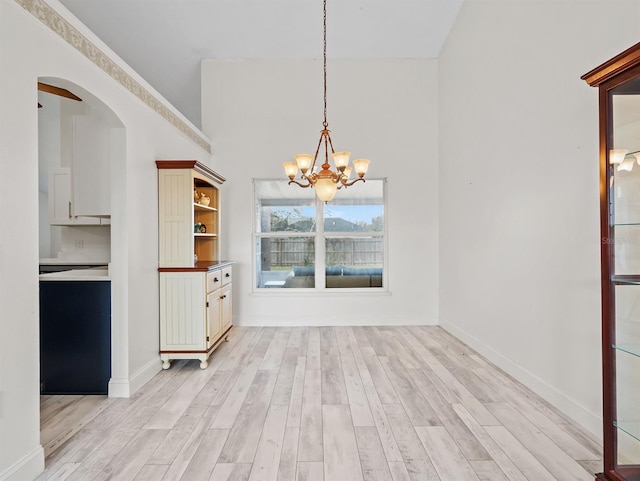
xmin=282 ymin=0 xmax=370 ymax=202
xmin=610 ymin=149 xmax=640 ymax=172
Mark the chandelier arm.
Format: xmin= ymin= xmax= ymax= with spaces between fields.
xmin=326 ymin=131 xmax=336 ymax=154
xmin=324 ymin=134 xmax=330 ymax=166
xmin=288 ymin=179 xmax=314 ymax=188
xmin=312 ymin=132 xmax=325 ymax=172
xmin=340 ymin=177 xmax=366 ymax=188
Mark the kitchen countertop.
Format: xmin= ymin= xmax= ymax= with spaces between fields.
xmin=39 ymin=267 xmax=110 ymax=281
xmin=39 ymin=258 xmax=110 ymax=265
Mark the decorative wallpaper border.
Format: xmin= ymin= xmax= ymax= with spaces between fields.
xmin=16 ymin=0 xmax=212 ymax=154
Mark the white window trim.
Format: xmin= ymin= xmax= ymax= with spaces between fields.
xmin=252 ymin=178 xmax=389 ymax=293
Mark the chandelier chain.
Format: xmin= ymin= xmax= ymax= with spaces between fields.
xmin=323 ymin=0 xmax=328 ymax=129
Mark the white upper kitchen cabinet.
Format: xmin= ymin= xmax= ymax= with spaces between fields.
xmin=48 ymin=112 xmax=118 ymax=225
xmin=48 ymin=167 xmax=100 ymax=225
xmin=71 ymin=114 xmax=110 ymax=218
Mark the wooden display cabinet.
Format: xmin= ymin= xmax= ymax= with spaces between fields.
xmin=156 ymin=160 xmax=233 ymax=369
xmin=583 ymin=43 xmax=640 ymax=481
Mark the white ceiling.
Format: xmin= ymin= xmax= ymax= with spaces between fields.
xmin=58 ymin=0 xmax=463 ymax=128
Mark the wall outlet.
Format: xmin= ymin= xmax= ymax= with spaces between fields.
xmin=74 ymin=240 xmax=83 ymax=249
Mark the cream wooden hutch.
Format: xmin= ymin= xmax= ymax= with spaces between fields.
xmin=156 ymin=160 xmax=232 ymax=369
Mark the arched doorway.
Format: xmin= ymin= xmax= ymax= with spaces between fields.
xmin=37 ymin=77 xmax=125 ymax=452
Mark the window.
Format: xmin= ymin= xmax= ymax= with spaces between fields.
xmin=254 ymin=179 xmax=386 ymax=289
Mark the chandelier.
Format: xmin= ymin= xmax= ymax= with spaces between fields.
xmin=282 ymin=0 xmax=370 ymax=202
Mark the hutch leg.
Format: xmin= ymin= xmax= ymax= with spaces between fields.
xmin=160 ymin=354 xmax=171 ymax=370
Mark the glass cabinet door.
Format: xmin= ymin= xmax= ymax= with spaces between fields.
xmin=607 ymin=74 xmax=640 ymax=480
xmin=612 ymin=285 xmax=640 ymax=472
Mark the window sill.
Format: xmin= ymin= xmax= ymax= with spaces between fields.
xmin=250 ymin=287 xmax=391 ymax=296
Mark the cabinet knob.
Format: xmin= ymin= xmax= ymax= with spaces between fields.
xmin=220 ymin=294 xmax=226 ymax=299
xmin=225 ymin=273 xmax=230 ymax=277
xmin=214 ymin=277 xmax=219 ymax=282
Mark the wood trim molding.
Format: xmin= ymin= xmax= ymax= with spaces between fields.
xmin=158 ymin=260 xmax=233 ymax=273
xmin=16 ymin=0 xmax=212 ymax=154
xmin=582 ymin=41 xmax=640 ymax=86
xmin=155 ymin=160 xmax=226 ymax=184
xmin=155 ymin=160 xmax=200 ymax=170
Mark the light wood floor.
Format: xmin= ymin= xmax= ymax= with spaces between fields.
xmin=37 ymin=326 xmax=602 ymax=481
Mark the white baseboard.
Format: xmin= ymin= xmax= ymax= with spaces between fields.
xmin=129 ymin=358 xmax=161 ymax=395
xmin=234 ymin=316 xmax=439 ymax=327
xmin=440 ymin=319 xmax=602 ymax=440
xmin=0 ymin=445 xmax=44 ymax=481
xmin=108 ymin=357 xmax=161 ymax=398
xmin=108 ymin=377 xmax=130 ymax=398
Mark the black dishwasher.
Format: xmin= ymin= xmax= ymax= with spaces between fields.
xmin=39 ymin=280 xmax=111 ymax=394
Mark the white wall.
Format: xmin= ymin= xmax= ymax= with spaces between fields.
xmin=37 ymin=93 xmax=62 ymax=258
xmin=202 ymin=59 xmax=439 ymax=326
xmin=0 ymin=1 xmax=213 ymax=479
xmin=439 ymin=0 xmax=640 ymax=436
